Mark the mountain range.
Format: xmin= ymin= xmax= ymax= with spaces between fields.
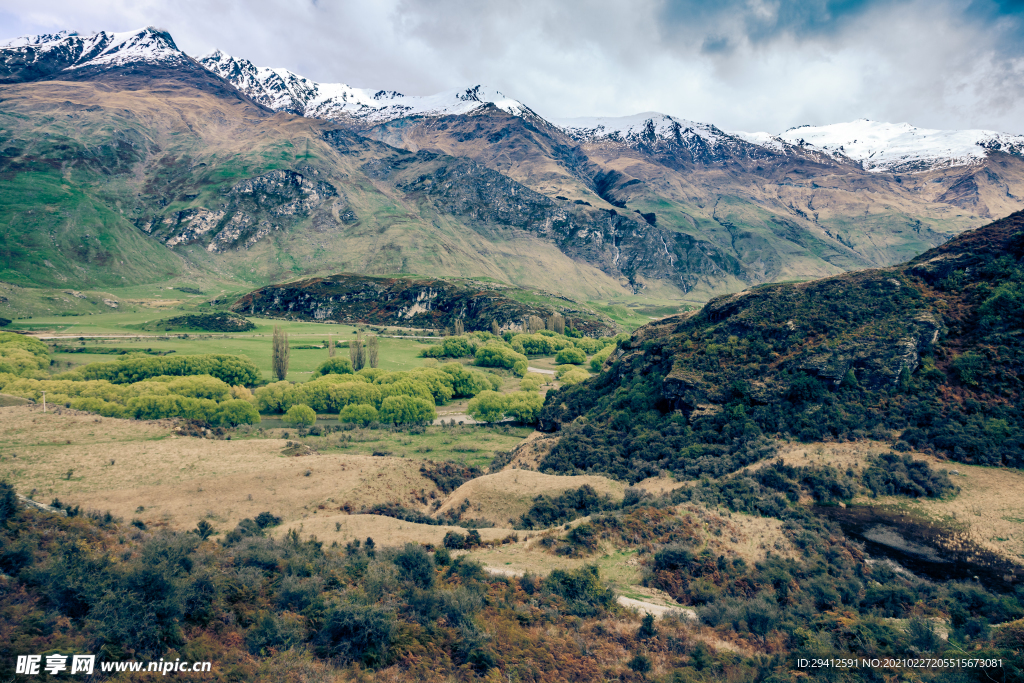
xmin=3 ymin=26 xmax=1024 ymax=305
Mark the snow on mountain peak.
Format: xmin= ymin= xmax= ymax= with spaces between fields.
xmin=0 ymin=27 xmax=190 ymax=76
xmin=0 ymin=29 xmax=78 ymax=48
xmin=553 ymin=112 xmax=729 ymax=146
xmin=771 ymin=119 xmax=1024 ymax=172
xmin=199 ymin=52 xmax=534 ymax=124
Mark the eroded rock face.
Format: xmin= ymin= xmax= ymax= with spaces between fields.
xmin=794 ymin=310 xmax=945 ymax=390
xmin=141 ymin=169 xmax=339 ymax=252
xmin=355 ymin=150 xmax=743 ymax=295
xmin=233 ymin=274 xmax=617 ymax=336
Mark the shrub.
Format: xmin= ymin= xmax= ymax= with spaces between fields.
xmin=503 ymin=391 xmax=544 ymax=424
xmin=420 ymin=336 xmax=481 ymax=359
xmin=254 ymin=381 xmax=292 ymax=413
xmin=543 ymin=564 xmax=614 ymax=609
xmin=519 ymin=377 xmax=541 ymax=392
xmin=0 ymin=331 xmax=49 ymax=377
xmin=863 ymin=452 xmax=956 ymax=497
xmin=378 ymin=395 xmax=436 ymax=424
xmin=405 ymin=368 xmax=455 ymax=404
xmin=284 ymin=404 xmax=316 ymax=426
xmin=216 ymin=399 xmax=261 ymax=426
xmin=377 ymin=379 xmax=434 ymax=406
xmin=314 ymin=357 xmax=354 ymax=376
xmin=467 ymin=391 xmax=506 ymax=423
xmin=338 ymin=404 xmax=378 ymax=425
xmin=474 ymin=345 xmax=528 ymax=370
xmin=393 ymin=543 xmax=435 ymax=589
xmin=314 ymin=603 xmax=396 ymax=666
xmin=558 ymin=368 xmax=591 ymax=386
xmin=76 ymin=354 xmax=261 ymax=386
xmin=165 ymin=375 xmax=232 ymax=401
xmin=555 ymin=347 xmax=586 ymax=365
xmin=326 ymin=382 xmax=382 ymax=412
xmin=519 ymin=485 xmax=615 ymax=529
xmin=590 ymin=345 xmax=614 ymax=372
xmin=440 ymin=363 xmax=492 ymax=398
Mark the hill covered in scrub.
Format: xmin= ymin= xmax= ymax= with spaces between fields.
xmin=538 ymin=210 xmax=1024 ymax=481
xmin=233 ymin=273 xmax=617 ymax=336
xmin=134 ymin=312 xmax=256 ymax=332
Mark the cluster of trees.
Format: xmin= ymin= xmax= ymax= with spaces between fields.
xmin=0 ymin=373 xmax=259 ymax=425
xmin=67 ymin=354 xmax=262 ymax=387
xmin=466 ymin=390 xmax=544 ymax=424
xmin=421 ymin=330 xmax=624 ymax=369
xmin=257 ymin=362 xmax=503 ymax=425
xmin=516 ymin=484 xmax=618 ymax=529
xmin=0 ymin=331 xmax=50 ymax=377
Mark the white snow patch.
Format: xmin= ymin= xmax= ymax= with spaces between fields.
xmin=776 ymin=119 xmax=1024 ymax=173
xmin=198 ymin=51 xmax=534 ymax=124
xmin=553 ymin=111 xmax=728 ymax=146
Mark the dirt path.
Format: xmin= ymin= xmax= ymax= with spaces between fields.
xmin=527 ymin=366 xmax=555 ymax=375
xmin=617 ymin=596 xmax=696 ymax=621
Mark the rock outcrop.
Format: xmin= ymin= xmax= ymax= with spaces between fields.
xmin=233 ymin=274 xmax=617 ymax=336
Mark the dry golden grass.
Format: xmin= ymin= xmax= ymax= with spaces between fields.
xmin=504 ymin=430 xmax=560 ymax=470
xmin=634 ymin=474 xmax=688 ymax=496
xmin=0 ymin=405 xmax=445 ymax=534
xmin=769 ymin=440 xmax=1024 ymax=565
xmin=435 ymin=468 xmax=626 ymax=527
xmin=269 ymin=513 xmax=518 ymax=547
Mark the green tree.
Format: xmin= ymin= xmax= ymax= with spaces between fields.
xmin=216 ymin=399 xmax=261 ymax=426
xmin=338 ymin=404 xmax=378 ymax=425
xmin=314 ymin=357 xmax=354 ymax=376
xmin=378 ymin=395 xmax=436 ymax=424
xmin=559 ymin=368 xmax=590 ymax=386
xmin=350 ymin=332 xmax=365 ymax=371
xmin=502 ymin=391 xmax=544 ymax=424
xmin=284 ymin=404 xmax=316 ymax=426
xmin=555 ymin=347 xmax=586 ymax=365
xmin=367 ymin=335 xmax=379 ymax=368
xmin=272 ymin=326 xmax=290 ymax=382
xmin=590 ymin=345 xmax=614 ymax=372
xmin=467 ymin=390 xmax=506 ymax=423
xmin=474 ymin=345 xmax=527 ymax=370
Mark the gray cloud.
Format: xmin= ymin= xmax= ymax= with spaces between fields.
xmin=2 ymin=0 xmax=1024 ymax=134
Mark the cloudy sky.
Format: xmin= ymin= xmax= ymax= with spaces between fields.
xmin=2 ymin=0 xmax=1024 ymax=133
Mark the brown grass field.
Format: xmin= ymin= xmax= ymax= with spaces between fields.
xmin=0 ymin=405 xmax=449 ymax=533
xmin=4 ymin=401 xmax=1020 ymax=585
xmin=766 ymin=440 xmax=1024 ymax=566
xmin=435 ymin=468 xmax=627 ymax=527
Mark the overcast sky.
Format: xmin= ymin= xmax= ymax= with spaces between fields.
xmin=2 ymin=0 xmax=1024 ymax=133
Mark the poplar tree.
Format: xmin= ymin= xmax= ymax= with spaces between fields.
xmin=272 ymin=326 xmax=290 ymax=381
xmin=367 ymin=335 xmax=379 ymax=368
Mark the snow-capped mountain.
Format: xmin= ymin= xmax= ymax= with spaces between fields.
xmin=732 ymin=119 xmax=1024 ymax=173
xmin=0 ymin=27 xmax=190 ymax=81
xmin=198 ymin=50 xmax=535 ymax=124
xmin=197 ymin=48 xmax=1024 ymax=174
xmin=554 ymin=112 xmax=729 ymax=146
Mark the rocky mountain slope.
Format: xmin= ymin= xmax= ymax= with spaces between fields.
xmin=233 ymin=273 xmax=617 ymax=335
xmin=538 ymin=211 xmax=1024 ymax=481
xmin=3 ymin=26 xmax=1024 ymax=305
xmin=204 ymin=45 xmax=1024 ymax=298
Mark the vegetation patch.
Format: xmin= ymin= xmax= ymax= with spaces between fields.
xmin=136 ymin=313 xmax=256 ymax=332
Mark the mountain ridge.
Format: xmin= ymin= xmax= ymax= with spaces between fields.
xmin=3 ymin=26 xmax=1024 ymax=305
